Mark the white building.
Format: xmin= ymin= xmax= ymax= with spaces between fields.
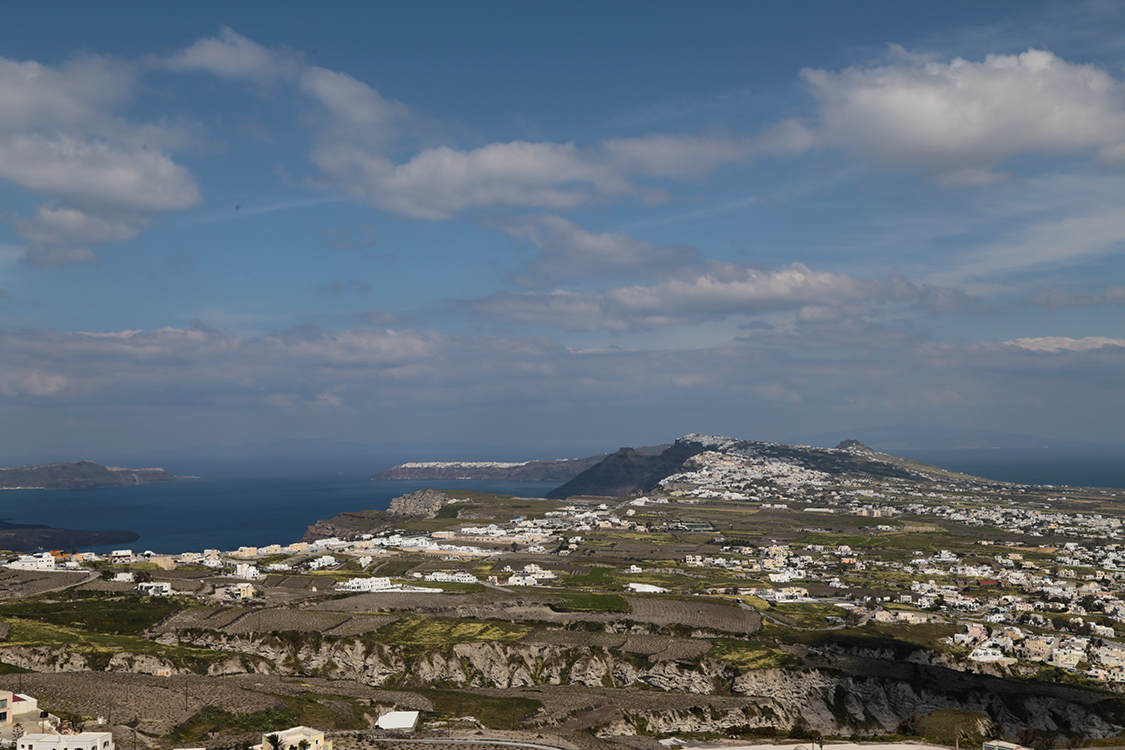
xmin=375 ymin=711 xmax=419 ymax=731
xmin=255 ymin=727 xmax=330 ymax=750
xmin=422 ymin=571 xmax=478 ymax=584
xmin=137 ymin=581 xmax=173 ymax=596
xmin=5 ymin=553 xmax=57 ymax=572
xmin=234 ymin=563 xmax=262 ymax=579
xmin=308 ymin=555 xmax=337 ymax=570
xmin=336 ymin=577 xmax=393 ymax=592
xmin=626 ymin=583 xmax=668 ymax=593
xmin=18 ymin=733 xmax=113 ymax=750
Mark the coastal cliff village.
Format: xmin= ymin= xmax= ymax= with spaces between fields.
xmin=4 ymin=436 xmax=1125 ymax=749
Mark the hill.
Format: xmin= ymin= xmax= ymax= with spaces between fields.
xmin=0 ymin=460 xmax=176 ymax=490
xmin=547 ymin=433 xmax=993 ymax=499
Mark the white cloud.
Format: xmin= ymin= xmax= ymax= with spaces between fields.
xmin=471 ymin=262 xmax=967 ymax=331
xmin=0 ymin=50 xmax=202 ymax=267
xmin=932 ymin=202 xmax=1125 ymax=286
xmin=0 ymin=55 xmax=135 ymax=133
xmin=1005 ymin=336 xmax=1125 ymax=353
xmin=600 ymin=119 xmax=815 ymax=178
xmin=299 ymin=66 xmax=409 ymax=149
xmin=161 ymin=26 xmax=302 ymax=84
xmin=13 ymin=203 xmax=138 ymax=268
xmin=500 ymin=214 xmax=696 ymax=280
xmin=312 ymin=139 xmax=646 ymax=220
xmin=4 ymin=323 xmax=1123 ymax=449
xmin=0 ymin=134 xmax=199 ymax=213
xmin=803 ymin=47 xmax=1125 ymax=183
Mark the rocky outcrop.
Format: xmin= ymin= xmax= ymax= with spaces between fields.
xmin=0 ymin=644 xmax=269 ymax=677
xmin=387 ymin=489 xmax=451 ymax=517
xmin=9 ymin=631 xmax=1125 ymax=739
xmin=303 ymin=510 xmax=387 ymax=541
xmin=0 ymin=646 xmax=91 ymax=672
xmin=153 ymin=631 xmax=1125 ymax=738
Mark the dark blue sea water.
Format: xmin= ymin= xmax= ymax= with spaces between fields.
xmin=898 ymin=449 xmax=1125 ymax=489
xmin=0 ymin=477 xmax=561 ymax=554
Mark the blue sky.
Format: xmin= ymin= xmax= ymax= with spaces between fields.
xmin=1 ymin=1 xmax=1124 ymax=460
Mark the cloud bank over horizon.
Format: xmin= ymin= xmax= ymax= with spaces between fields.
xmin=0 ymin=3 xmax=1122 ymax=458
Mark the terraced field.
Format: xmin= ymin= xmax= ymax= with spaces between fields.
xmin=624 ymin=596 xmax=760 ymax=634
xmin=522 ymin=628 xmax=714 ymax=661
xmin=153 ymin=606 xmax=399 ymax=636
xmin=151 ymin=606 xmax=251 ymax=633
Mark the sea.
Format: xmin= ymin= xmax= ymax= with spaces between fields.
xmin=1 ymin=449 xmax=1122 ymax=555
xmin=897 ymin=448 xmax=1125 ymax=490
xmin=0 ymin=477 xmax=562 ymax=554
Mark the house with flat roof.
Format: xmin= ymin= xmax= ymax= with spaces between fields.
xmin=0 ymin=691 xmax=44 ymax=726
xmin=375 ymin=711 xmax=419 ymax=731
xmin=18 ymin=733 xmax=113 ymax=750
xmin=254 ymin=726 xmax=330 ymax=750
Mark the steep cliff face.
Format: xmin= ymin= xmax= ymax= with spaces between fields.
xmin=387 ymin=489 xmax=452 ymax=517
xmin=154 ymin=632 xmax=1125 ymax=738
xmin=0 ymin=645 xmax=265 ymax=676
xmin=8 ymin=633 xmax=1125 ymax=739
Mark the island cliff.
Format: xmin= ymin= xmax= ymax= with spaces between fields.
xmin=0 ymin=460 xmax=176 ymax=490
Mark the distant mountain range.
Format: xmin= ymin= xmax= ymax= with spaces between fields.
xmin=0 ymin=461 xmax=176 ymax=491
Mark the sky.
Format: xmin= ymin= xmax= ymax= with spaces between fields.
xmin=1 ymin=0 xmax=1124 ymax=462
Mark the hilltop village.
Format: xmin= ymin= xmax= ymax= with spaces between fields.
xmin=3 ymin=435 xmax=1125 ymax=750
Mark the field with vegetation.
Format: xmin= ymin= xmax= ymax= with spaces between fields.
xmin=365 ymin=615 xmax=531 ymax=645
